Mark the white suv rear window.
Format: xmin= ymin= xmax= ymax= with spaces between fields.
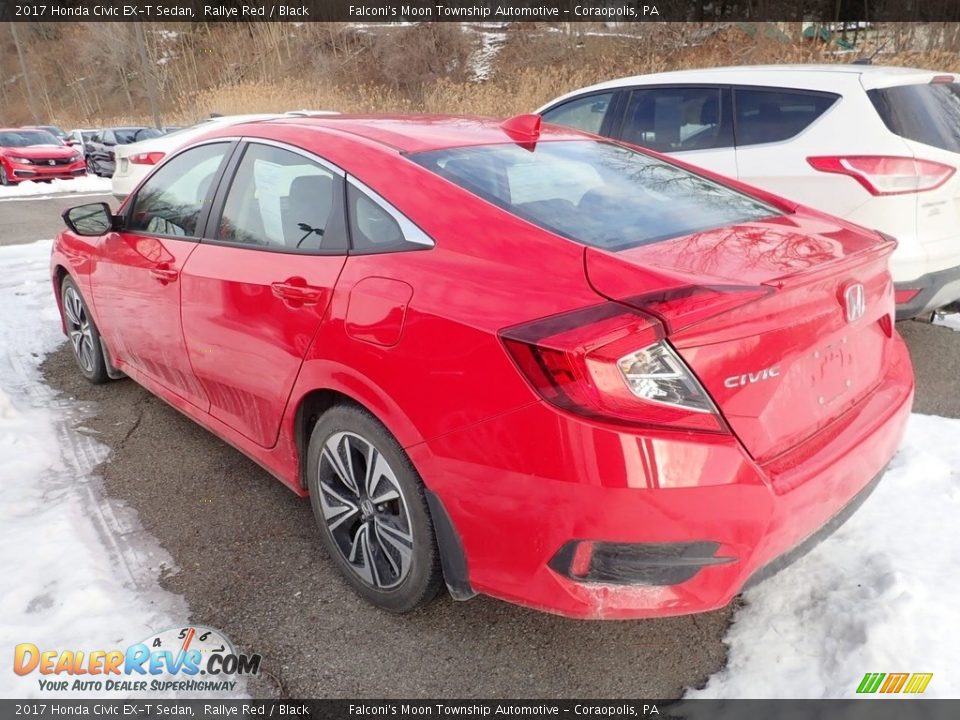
xmin=869 ymin=82 xmax=960 ymax=153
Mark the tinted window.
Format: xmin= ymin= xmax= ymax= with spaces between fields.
xmin=412 ymin=140 xmax=775 ymax=251
xmin=128 ymin=143 xmax=229 ymax=237
xmin=620 ymin=87 xmax=730 ymax=152
xmin=734 ymin=88 xmax=837 ymax=146
xmin=115 ymin=127 xmax=162 ymax=143
xmin=217 ymin=143 xmax=341 ymax=252
xmin=347 ymin=182 xmax=432 ymax=253
xmin=541 ymin=92 xmax=614 ymax=135
xmin=0 ymin=130 xmax=60 ymax=147
xmin=868 ymin=82 xmax=960 ymax=153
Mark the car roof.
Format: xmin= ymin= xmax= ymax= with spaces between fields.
xmin=232 ymin=114 xmax=593 ymax=153
xmin=538 ymin=64 xmax=958 ymax=109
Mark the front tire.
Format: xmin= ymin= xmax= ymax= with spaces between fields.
xmin=60 ymin=276 xmax=109 ymax=384
xmin=307 ymin=405 xmax=443 ymax=613
xmin=0 ymin=165 xmax=15 ymax=186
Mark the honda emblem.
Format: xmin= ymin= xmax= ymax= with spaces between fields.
xmin=843 ymin=283 xmax=866 ymax=323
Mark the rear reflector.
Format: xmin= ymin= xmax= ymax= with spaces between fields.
xmin=895 ymin=288 xmax=921 ymax=304
xmin=549 ymin=540 xmax=736 ymax=586
xmin=807 ymin=155 xmax=955 ymax=195
xmin=130 ymin=152 xmax=165 ymax=165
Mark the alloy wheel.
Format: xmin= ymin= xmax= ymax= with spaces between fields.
xmin=63 ymin=285 xmax=96 ymax=374
xmin=317 ymin=431 xmax=414 ymax=590
xmin=0 ymin=166 xmax=8 ymax=186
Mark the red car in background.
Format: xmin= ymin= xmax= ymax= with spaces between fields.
xmin=50 ymin=115 xmax=913 ymax=619
xmin=0 ymin=128 xmax=86 ymax=185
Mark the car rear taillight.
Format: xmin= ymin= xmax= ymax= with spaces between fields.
xmin=500 ymin=303 xmax=724 ymax=432
xmin=894 ymin=288 xmax=921 ymax=304
xmin=130 ymin=152 xmax=165 ymax=165
xmin=807 ymin=155 xmax=955 ymax=195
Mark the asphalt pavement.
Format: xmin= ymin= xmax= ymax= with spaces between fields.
xmin=7 ymin=192 xmax=960 ymax=699
xmin=0 ymin=193 xmax=115 ymax=244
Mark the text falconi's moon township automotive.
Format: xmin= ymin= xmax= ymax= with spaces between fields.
xmin=347 ymin=5 xmax=660 ymax=18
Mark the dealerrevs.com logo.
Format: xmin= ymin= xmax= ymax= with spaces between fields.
xmin=13 ymin=626 xmax=260 ymax=693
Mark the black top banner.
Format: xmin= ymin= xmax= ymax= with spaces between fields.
xmin=2 ymin=0 xmax=960 ymax=23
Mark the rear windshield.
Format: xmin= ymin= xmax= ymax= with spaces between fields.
xmin=115 ymin=127 xmax=163 ymax=144
xmin=411 ymin=140 xmax=776 ymax=250
xmin=868 ymin=82 xmax=960 ymax=153
xmin=0 ymin=130 xmax=61 ymax=147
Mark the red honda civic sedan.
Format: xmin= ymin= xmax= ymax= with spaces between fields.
xmin=51 ymin=114 xmax=913 ymax=619
xmin=0 ymin=127 xmax=86 ymax=185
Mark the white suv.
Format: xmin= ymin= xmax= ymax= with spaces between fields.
xmin=537 ymin=65 xmax=960 ymax=319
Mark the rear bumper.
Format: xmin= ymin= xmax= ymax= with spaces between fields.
xmin=410 ymin=334 xmax=913 ymax=619
xmin=895 ymin=262 xmax=960 ymax=319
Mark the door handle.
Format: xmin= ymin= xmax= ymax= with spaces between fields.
xmin=149 ymin=266 xmax=179 ymax=283
xmin=271 ymin=280 xmax=325 ymax=305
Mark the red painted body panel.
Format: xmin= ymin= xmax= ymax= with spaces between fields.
xmin=50 ymin=115 xmax=915 ymax=618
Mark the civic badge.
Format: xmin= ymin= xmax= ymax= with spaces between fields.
xmin=843 ymin=283 xmax=866 ymax=323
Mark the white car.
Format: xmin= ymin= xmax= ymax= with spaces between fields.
xmin=68 ymin=128 xmax=98 ymax=155
xmin=537 ymin=65 xmax=960 ymax=319
xmin=111 ymin=111 xmax=338 ymax=200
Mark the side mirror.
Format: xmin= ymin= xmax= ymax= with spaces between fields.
xmin=64 ymin=138 xmax=77 ymax=147
xmin=62 ymin=203 xmax=119 ymax=236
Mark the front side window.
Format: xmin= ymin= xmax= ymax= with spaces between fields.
xmin=734 ymin=88 xmax=838 ymax=146
xmin=412 ymin=140 xmax=776 ymax=251
xmin=868 ymin=82 xmax=960 ymax=153
xmin=216 ymin=143 xmax=343 ymax=253
xmin=128 ymin=142 xmax=229 ymax=237
xmin=541 ymin=92 xmax=614 ymax=135
xmin=620 ymin=86 xmax=730 ymax=152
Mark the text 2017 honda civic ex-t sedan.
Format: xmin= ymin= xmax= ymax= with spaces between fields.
xmin=51 ymin=114 xmax=913 ymax=619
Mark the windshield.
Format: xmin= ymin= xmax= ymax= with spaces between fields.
xmin=38 ymin=125 xmax=67 ymax=138
xmin=0 ymin=130 xmax=62 ymax=147
xmin=116 ymin=128 xmax=163 ymax=144
xmin=411 ymin=140 xmax=777 ymax=250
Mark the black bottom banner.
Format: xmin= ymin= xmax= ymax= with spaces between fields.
xmin=1 ymin=700 xmax=958 ymax=720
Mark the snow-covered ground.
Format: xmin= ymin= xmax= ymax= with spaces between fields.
xmin=934 ymin=312 xmax=960 ymax=332
xmin=0 ymin=175 xmax=112 ymax=200
xmin=690 ymin=411 xmax=960 ymax=698
xmin=0 ymin=240 xmax=957 ymax=699
xmin=0 ymin=241 xmax=241 ymax=699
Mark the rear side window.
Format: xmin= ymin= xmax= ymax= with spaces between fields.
xmin=541 ymin=92 xmax=614 ymax=135
xmin=216 ymin=143 xmax=344 ymax=253
xmin=868 ymin=83 xmax=960 ymax=153
xmin=734 ymin=88 xmax=838 ymax=146
xmin=346 ymin=181 xmax=434 ymax=254
xmin=411 ymin=140 xmax=776 ymax=251
xmin=620 ymin=86 xmax=731 ymax=152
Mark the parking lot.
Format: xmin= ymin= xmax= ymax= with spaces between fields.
xmin=4 ymin=188 xmax=960 ymax=698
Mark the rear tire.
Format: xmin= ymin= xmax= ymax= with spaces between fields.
xmin=306 ymin=405 xmax=443 ymax=613
xmin=60 ymin=276 xmax=109 ymax=384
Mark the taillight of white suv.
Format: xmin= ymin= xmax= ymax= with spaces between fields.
xmin=807 ymin=156 xmax=956 ymax=196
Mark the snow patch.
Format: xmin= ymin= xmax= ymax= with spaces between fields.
xmin=0 ymin=241 xmax=241 ymax=699
xmin=0 ymin=175 xmax=112 ymax=200
xmin=934 ymin=312 xmax=960 ymax=332
xmin=690 ymin=413 xmax=960 ymax=698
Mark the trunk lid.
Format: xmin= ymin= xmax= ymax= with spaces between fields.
xmin=586 ymin=212 xmax=897 ymax=463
